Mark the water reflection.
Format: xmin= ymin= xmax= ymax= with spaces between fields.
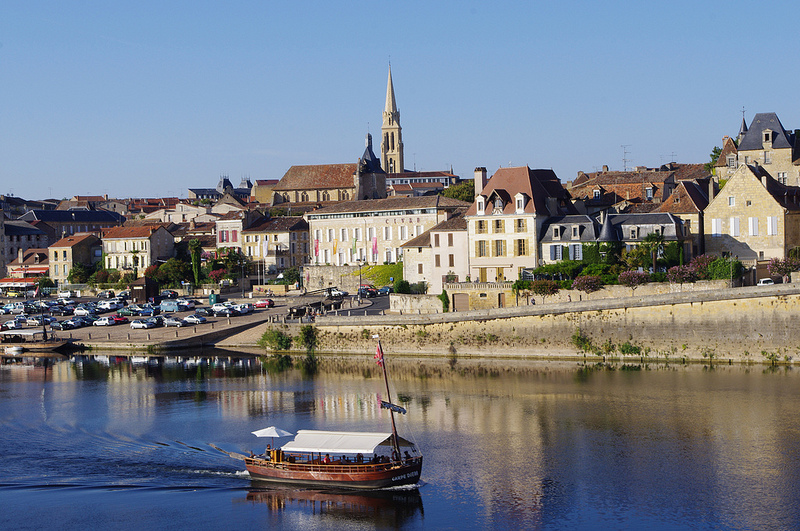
xmin=243 ymin=487 xmax=424 ymax=527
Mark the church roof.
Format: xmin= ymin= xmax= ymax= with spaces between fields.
xmin=360 ymin=134 xmax=384 ymax=174
xmin=273 ymin=164 xmax=358 ymax=192
xmin=738 ymin=112 xmax=793 ymax=151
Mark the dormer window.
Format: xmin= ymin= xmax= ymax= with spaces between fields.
xmin=553 ymin=227 xmax=561 ymax=240
xmin=493 ymin=198 xmax=504 ymax=213
xmin=514 ymin=193 xmax=526 ymax=213
xmin=571 ymin=226 xmax=579 ymax=239
xmin=593 ymin=190 xmax=601 ymax=199
xmin=630 ymin=228 xmax=638 ymax=239
xmin=477 ymin=198 xmax=485 ymax=215
xmin=764 ymin=130 xmax=773 ymax=143
xmin=645 ymin=187 xmax=654 ymax=201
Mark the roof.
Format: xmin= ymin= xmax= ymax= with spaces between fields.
xmin=400 ymin=231 xmax=431 ymax=248
xmin=280 ymin=430 xmax=414 ymax=454
xmin=4 ymin=221 xmax=47 ymax=237
xmin=50 ymin=233 xmax=101 ymax=248
xmin=540 ymin=215 xmax=598 ymax=242
xmin=654 ymin=180 xmax=710 ymax=214
xmin=242 ymin=216 xmax=308 ymax=233
xmin=102 ymin=226 xmax=162 ymax=239
xmin=466 ymin=166 xmax=576 ymax=216
xmin=307 ymin=195 xmax=469 ymax=217
xmin=20 ymin=209 xmax=124 ymax=224
xmin=738 ymin=113 xmax=793 ymax=151
xmin=429 ymin=211 xmax=468 ymax=232
xmin=273 ymin=164 xmax=358 ymax=191
xmin=715 ymin=136 xmax=738 ymax=167
xmin=254 ymin=179 xmax=279 ymax=186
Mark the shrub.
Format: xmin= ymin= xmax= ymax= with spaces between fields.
xmin=667 ymin=265 xmax=697 ymax=284
xmin=572 ymin=275 xmax=602 ymax=293
xmin=258 ymin=329 xmax=293 ymax=351
xmin=394 ymin=279 xmax=411 ymax=294
xmin=299 ymin=325 xmax=318 ymax=354
xmin=618 ymin=270 xmax=650 ymax=292
xmin=438 ymin=290 xmax=450 ymax=312
xmin=530 ymin=279 xmax=560 ymax=302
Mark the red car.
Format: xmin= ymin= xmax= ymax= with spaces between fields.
xmin=254 ymin=298 xmax=275 ymax=308
xmin=109 ymin=314 xmax=130 ymax=324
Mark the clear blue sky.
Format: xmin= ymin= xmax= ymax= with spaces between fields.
xmin=2 ymin=1 xmax=799 ymax=200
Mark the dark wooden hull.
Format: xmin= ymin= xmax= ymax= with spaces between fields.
xmin=244 ymin=456 xmax=423 ymax=489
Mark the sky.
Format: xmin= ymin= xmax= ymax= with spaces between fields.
xmin=2 ymin=1 xmax=800 ymax=201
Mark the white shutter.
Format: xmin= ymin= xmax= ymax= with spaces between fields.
xmin=749 ymin=217 xmax=759 ymax=236
xmin=730 ymin=217 xmax=739 ymax=237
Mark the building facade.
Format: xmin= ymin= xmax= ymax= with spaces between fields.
xmin=242 ymin=216 xmax=309 ymax=273
xmin=48 ymin=234 xmax=102 ymax=286
xmin=102 ymin=226 xmax=175 ymax=277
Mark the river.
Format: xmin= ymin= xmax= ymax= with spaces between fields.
xmin=2 ymin=351 xmax=799 ymax=530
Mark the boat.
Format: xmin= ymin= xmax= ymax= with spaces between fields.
xmin=0 ymin=329 xmax=69 ymax=356
xmin=243 ymin=340 xmax=423 ymax=489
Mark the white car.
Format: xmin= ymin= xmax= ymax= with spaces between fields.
xmin=73 ymin=307 xmax=95 ymax=317
xmin=130 ymin=319 xmax=155 ymax=329
xmin=757 ymin=278 xmax=775 ymax=286
xmin=183 ymin=314 xmax=207 ymax=325
xmin=97 ymin=300 xmax=122 ymax=312
xmin=211 ymin=303 xmax=229 ymax=314
xmin=163 ymin=317 xmax=186 ymax=327
xmin=58 ymin=290 xmax=75 ymax=298
xmin=93 ymin=317 xmax=116 ymax=326
xmin=176 ymin=298 xmax=196 ymax=309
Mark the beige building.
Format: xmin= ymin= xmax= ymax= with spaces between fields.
xmin=402 ymin=213 xmax=468 ymax=294
xmin=144 ymin=202 xmax=215 ymax=224
xmin=466 ymin=166 xmax=577 ymax=283
xmin=250 ymin=179 xmax=279 ymax=204
xmin=242 ymin=216 xmax=309 ymax=273
xmin=305 ymin=196 xmax=469 ymax=266
xmin=715 ymin=113 xmax=800 ymax=186
xmin=704 ymin=163 xmax=800 ymax=262
xmin=48 ymin=234 xmax=102 ymax=286
xmin=102 ymin=226 xmax=175 ymax=277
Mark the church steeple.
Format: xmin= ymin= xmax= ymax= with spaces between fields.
xmin=381 ymin=65 xmax=404 ymax=174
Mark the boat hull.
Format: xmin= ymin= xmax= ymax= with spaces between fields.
xmin=244 ymin=456 xmax=423 ymax=489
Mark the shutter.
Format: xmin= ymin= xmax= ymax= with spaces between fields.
xmin=550 ymin=246 xmax=556 ymax=260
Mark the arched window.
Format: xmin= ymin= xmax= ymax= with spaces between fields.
xmin=341 ymin=191 xmax=349 ymax=201
xmin=322 ymin=191 xmax=330 ymax=201
xmin=301 ymin=192 xmax=309 ymax=202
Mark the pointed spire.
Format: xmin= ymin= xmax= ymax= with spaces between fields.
xmin=740 ymin=116 xmax=748 ymax=136
xmin=385 ymin=64 xmax=397 ymax=114
xmin=597 ymin=212 xmax=618 ymax=242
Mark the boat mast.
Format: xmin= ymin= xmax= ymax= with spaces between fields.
xmin=378 ymin=340 xmax=400 ymax=457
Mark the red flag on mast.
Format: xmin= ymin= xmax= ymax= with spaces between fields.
xmin=374 ymin=342 xmax=384 ymax=366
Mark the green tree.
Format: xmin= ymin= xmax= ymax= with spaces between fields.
xmin=282 ymin=267 xmax=301 ymax=285
xmin=188 ymin=239 xmax=202 ymax=285
xmin=440 ymin=180 xmax=474 ymax=202
xmin=704 ymin=146 xmax=722 ymax=174
xmin=67 ymin=263 xmax=91 ymax=284
xmin=37 ymin=277 xmax=55 ymax=289
xmin=158 ymin=258 xmax=192 ymax=286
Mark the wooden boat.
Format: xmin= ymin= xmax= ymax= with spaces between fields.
xmin=244 ymin=341 xmax=423 ymax=489
xmin=0 ymin=330 xmax=69 ymax=355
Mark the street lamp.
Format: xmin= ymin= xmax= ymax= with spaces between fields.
xmin=357 ymin=259 xmax=363 ymax=302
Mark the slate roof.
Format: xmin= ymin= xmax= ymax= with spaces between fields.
xmin=540 ymin=215 xmax=598 ymax=242
xmin=273 ymin=164 xmax=358 ymax=191
xmin=20 ymin=209 xmax=124 ymax=224
xmin=738 ymin=113 xmax=794 ymax=151
xmin=242 ymin=216 xmax=308 ymax=232
xmin=4 ymin=221 xmax=47 ymax=236
xmin=359 ymin=134 xmax=385 ymax=174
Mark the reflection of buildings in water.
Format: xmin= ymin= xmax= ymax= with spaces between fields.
xmin=243 ymin=488 xmax=424 ymax=526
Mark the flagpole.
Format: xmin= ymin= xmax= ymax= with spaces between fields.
xmin=377 ymin=340 xmax=400 ymax=458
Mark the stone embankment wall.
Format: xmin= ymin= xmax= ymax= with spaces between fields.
xmin=301 ymin=284 xmax=800 ymax=363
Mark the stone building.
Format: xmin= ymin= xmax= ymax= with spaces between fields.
xmin=305 ymin=196 xmax=469 ymax=266
xmin=102 ymin=226 xmax=175 ymax=277
xmin=241 ymin=216 xmax=309 ymax=273
xmin=704 ymin=163 xmax=800 ymax=262
xmin=401 ymin=212 xmax=468 ymax=293
xmin=466 ymin=166 xmax=577 ymax=283
xmin=272 ymin=135 xmax=387 ymax=206
xmin=1 ymin=220 xmax=49 ymax=278
xmin=48 ymin=233 xmax=102 ymax=286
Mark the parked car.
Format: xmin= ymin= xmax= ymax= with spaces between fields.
xmin=195 ymin=307 xmax=211 ymax=316
xmin=76 ymin=315 xmax=99 ymax=326
xmin=1 ymin=318 xmax=26 ymax=330
xmin=357 ymin=287 xmax=378 ymax=298
xmin=130 ymin=319 xmax=155 ymax=329
xmin=62 ymin=318 xmax=84 ymax=329
xmin=175 ymin=298 xmax=196 ymax=309
xmin=50 ymin=320 xmax=76 ymax=330
xmin=326 ymin=288 xmax=348 ymax=299
xmin=145 ymin=316 xmax=165 ymax=327
xmin=138 ymin=304 xmax=161 ymax=316
xmin=109 ymin=314 xmax=129 ymax=324
xmin=234 ymin=303 xmax=254 ymax=315
xmin=93 ymin=317 xmax=116 ymax=326
xmin=73 ymin=307 xmax=94 ymax=317
xmin=211 ymin=303 xmax=230 ymax=314
xmin=757 ymin=278 xmax=775 ymax=286
xmin=183 ymin=314 xmax=207 ymax=325
xmin=159 ymin=300 xmax=188 ymax=313
xmin=117 ymin=305 xmax=142 ymax=316
xmin=97 ymin=300 xmax=123 ymax=312
xmin=49 ymin=305 xmax=72 ymax=316
xmin=118 ymin=290 xmax=131 ymax=299
xmin=377 ymin=286 xmax=394 ymax=295
xmin=58 ymin=290 xmax=75 ymax=298
xmin=160 ymin=290 xmax=179 ymax=299
xmin=27 ymin=316 xmax=55 ymax=326
xmin=97 ymin=290 xmax=115 ymax=299
xmin=56 ymin=297 xmax=75 ymax=306
xmin=164 ymin=316 xmax=186 ymax=327
xmin=213 ymin=307 xmax=238 ymax=317
xmin=254 ymin=298 xmax=275 ymax=308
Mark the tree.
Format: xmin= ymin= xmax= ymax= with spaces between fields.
xmin=618 ymin=270 xmax=650 ymax=294
xmin=282 ymin=267 xmax=301 ymax=285
xmin=158 ymin=258 xmax=192 ymax=286
xmin=530 ymin=279 xmax=559 ymax=303
xmin=37 ymin=277 xmax=55 ymax=289
xmin=767 ymin=257 xmax=800 ymax=283
xmin=704 ymin=146 xmax=722 ymax=174
xmin=394 ymin=279 xmax=411 ymax=294
xmin=440 ymin=180 xmax=474 ymax=202
xmin=641 ymin=232 xmax=665 ymax=271
xmin=188 ymin=239 xmax=202 ymax=285
xmin=67 ymin=263 xmax=91 ymax=284
xmin=572 ymin=275 xmax=602 ymax=294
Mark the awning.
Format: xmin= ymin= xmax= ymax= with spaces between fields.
xmin=280 ymin=430 xmax=414 ymax=454
xmin=0 ymin=278 xmax=37 ymax=288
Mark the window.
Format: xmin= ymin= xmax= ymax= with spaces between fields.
xmin=53 ymin=251 xmax=58 ymax=261
xmin=435 ymin=255 xmax=441 ymax=267
xmin=476 ymin=220 xmax=487 ymax=234
xmin=516 ymin=239 xmax=528 ymax=256
xmin=778 ymin=172 xmax=788 ymax=185
xmin=448 ymin=233 xmax=453 ymax=246
xmin=727 ymin=155 xmax=736 ymax=168
xmin=477 ymin=241 xmax=487 ymax=257
xmin=728 ymin=197 xmax=735 ymax=207
xmin=764 ymin=151 xmax=772 ymax=164
xmin=477 ymin=199 xmax=485 ymax=215
xmin=553 ymin=227 xmax=561 ymax=240
xmin=550 ymin=245 xmax=563 ymax=260
xmin=729 ymin=217 xmax=739 ymax=237
xmin=494 ymin=220 xmax=504 ymax=233
xmin=569 ymin=244 xmax=583 ymax=260
xmin=646 ymin=187 xmax=654 ymax=201
xmin=745 ymin=156 xmax=751 ymax=164
xmin=748 ymin=217 xmax=759 ymax=236
xmin=383 ymin=226 xmax=391 ymax=240
xmin=418 ymin=264 xmax=423 ymax=274
xmin=328 ymin=229 xmax=334 ymax=242
xmin=494 ymin=240 xmax=505 ymax=257
xmin=767 ymin=216 xmax=778 ymax=236
xmin=62 ymin=250 xmax=67 ymax=260
xmin=630 ymin=228 xmax=637 ymax=239
xmin=516 ymin=219 xmax=526 ymax=233
xmin=245 ymin=235 xmax=251 ymax=243
xmin=572 ymin=226 xmax=579 ymax=239
xmin=516 ymin=198 xmax=524 ymax=211
xmin=434 ymin=234 xmax=440 ymax=247
xmin=449 ymin=254 xmax=454 ymax=267
xmin=593 ymin=189 xmax=601 ymax=198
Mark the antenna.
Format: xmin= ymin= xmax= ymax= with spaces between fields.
xmin=621 ymin=145 xmax=631 ymax=171
xmin=670 ymin=151 xmax=677 ymax=163
xmin=741 ymin=106 xmax=746 ymax=121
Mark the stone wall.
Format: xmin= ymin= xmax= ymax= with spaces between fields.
xmin=309 ymin=284 xmax=800 ymax=362
xmin=305 ymin=264 xmax=362 ymax=293
xmin=389 ymin=293 xmax=444 ymax=314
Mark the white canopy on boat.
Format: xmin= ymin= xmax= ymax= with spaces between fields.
xmin=280 ymin=430 xmax=414 ymax=454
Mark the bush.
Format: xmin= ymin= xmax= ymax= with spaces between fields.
xmin=667 ymin=265 xmax=697 ymax=284
xmin=299 ymin=325 xmax=318 ymax=354
xmin=438 ymin=290 xmax=450 ymax=312
xmin=572 ymin=275 xmax=602 ymax=293
xmin=618 ymin=270 xmax=650 ymax=292
xmin=258 ymin=329 xmax=293 ymax=351
xmin=530 ymin=279 xmax=559 ymax=301
xmin=394 ymin=279 xmax=411 ymax=294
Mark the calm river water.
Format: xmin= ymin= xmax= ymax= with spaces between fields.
xmin=2 ymin=351 xmax=800 ymax=530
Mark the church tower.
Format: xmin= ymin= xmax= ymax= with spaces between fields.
xmin=381 ymin=65 xmax=404 ymax=174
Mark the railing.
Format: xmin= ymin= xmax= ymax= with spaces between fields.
xmin=246 ymin=456 xmax=422 ymax=475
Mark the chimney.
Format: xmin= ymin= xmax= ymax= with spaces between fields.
xmin=708 ymin=179 xmax=716 ymax=201
xmin=474 ymin=167 xmax=488 ymax=201
xmin=18 ymin=248 xmax=24 ymax=263
xmin=602 ymin=165 xmax=609 ymax=172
